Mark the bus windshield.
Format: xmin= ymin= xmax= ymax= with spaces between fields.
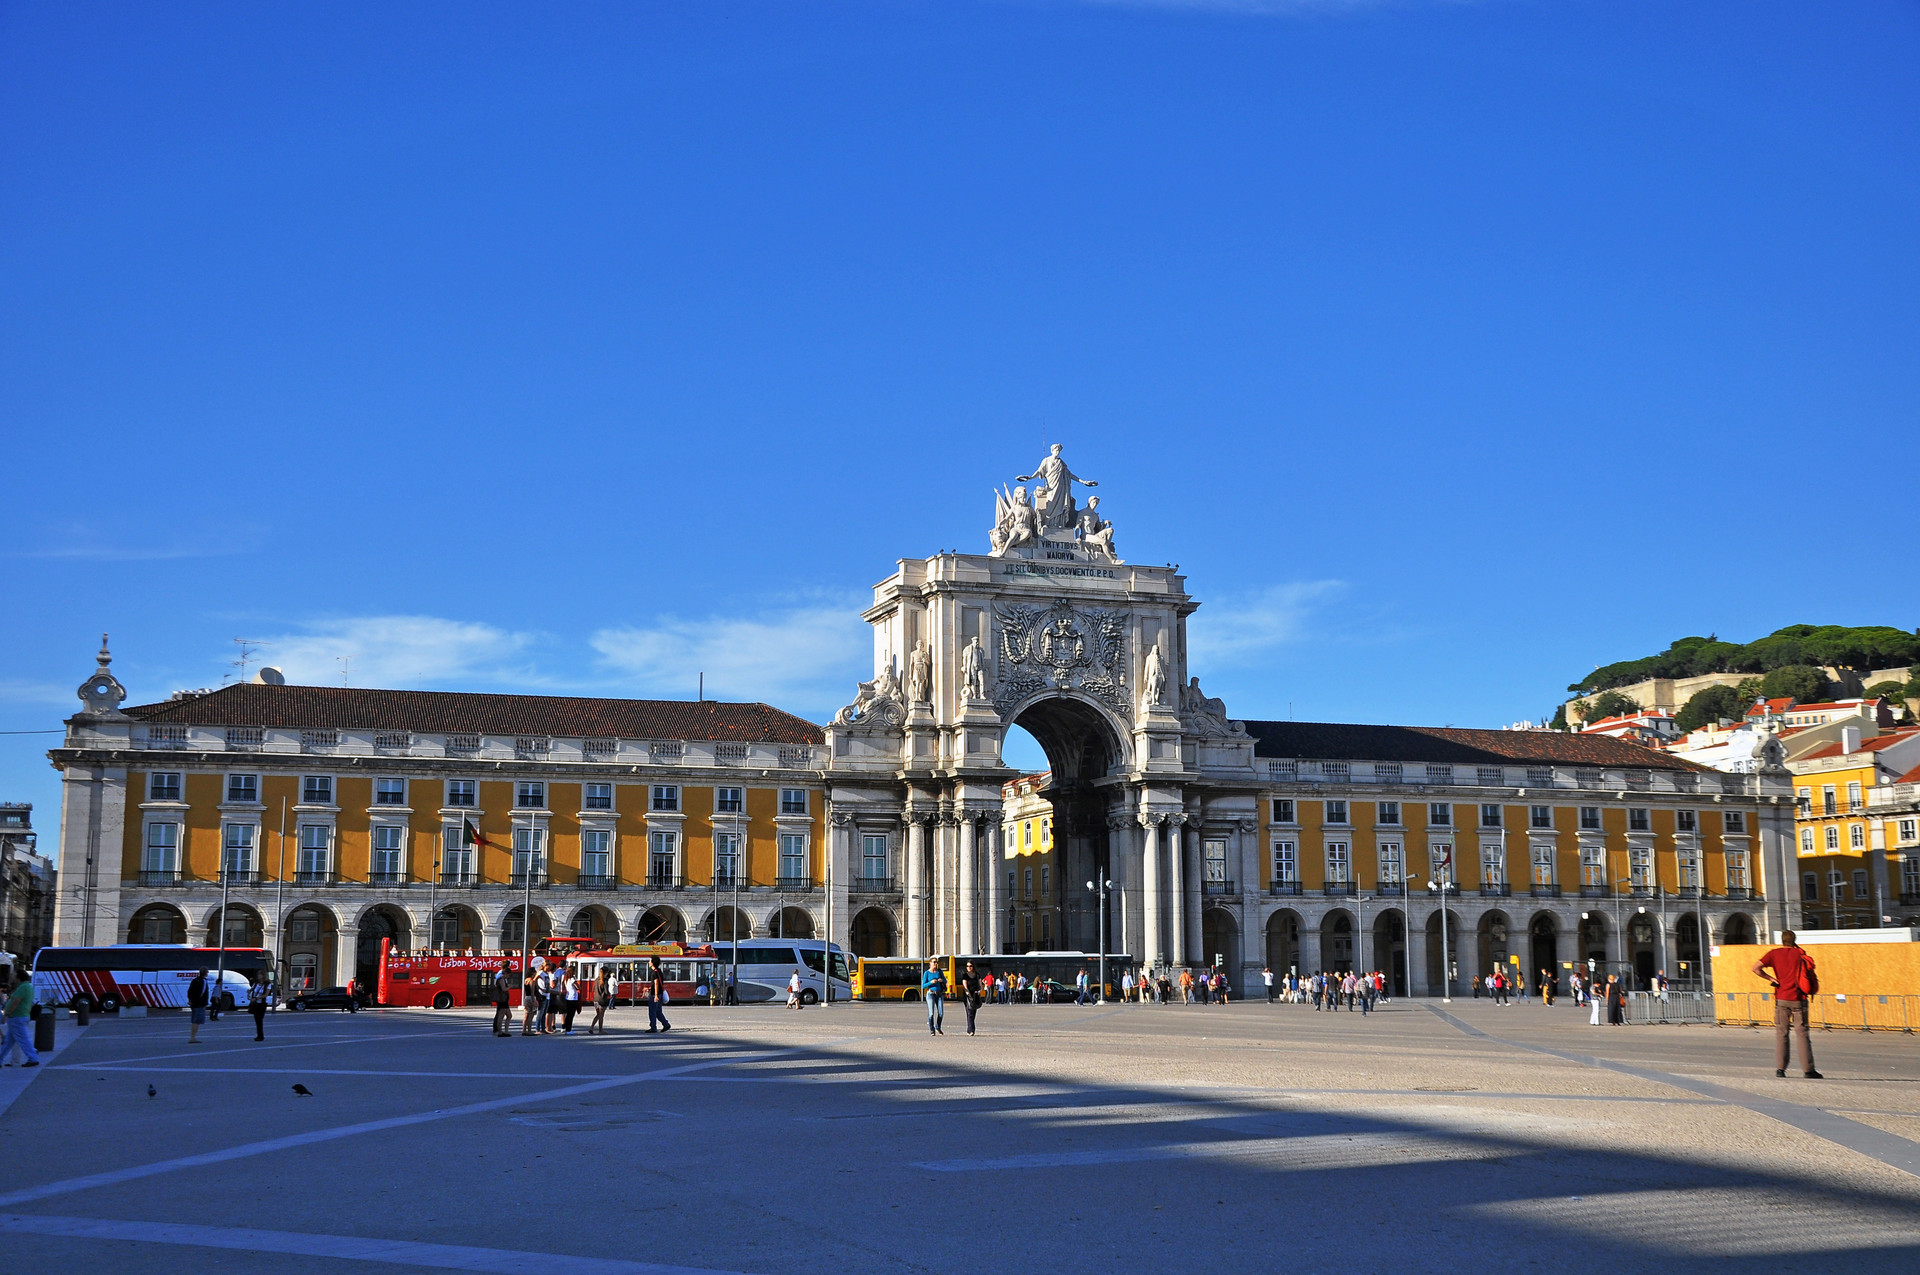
xmin=799 ymin=950 xmax=851 ymax=982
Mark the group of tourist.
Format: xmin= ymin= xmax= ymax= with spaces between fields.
xmin=496 ymin=957 xmax=666 ymax=1038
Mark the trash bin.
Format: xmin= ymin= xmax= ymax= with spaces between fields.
xmin=33 ymin=1006 xmax=55 ymax=1054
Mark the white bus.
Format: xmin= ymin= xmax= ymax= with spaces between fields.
xmin=33 ymin=944 xmax=270 ymax=1012
xmin=711 ymin=939 xmax=852 ymax=1005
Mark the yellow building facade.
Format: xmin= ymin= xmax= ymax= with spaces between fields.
xmin=1000 ymin=772 xmax=1058 ymax=952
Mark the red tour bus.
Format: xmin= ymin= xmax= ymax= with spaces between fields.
xmin=376 ymin=935 xmax=604 ymax=1009
xmin=567 ymin=942 xmax=720 ymax=1006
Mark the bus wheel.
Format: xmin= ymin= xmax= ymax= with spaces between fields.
xmin=903 ymin=989 xmax=919 ymax=1002
xmin=800 ymin=988 xmax=818 ymax=1006
xmin=218 ymin=993 xmax=236 ymax=1013
xmin=432 ymin=992 xmax=453 ymax=1010
xmin=99 ymin=994 xmax=120 ymax=1013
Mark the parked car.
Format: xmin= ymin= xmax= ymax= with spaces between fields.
xmin=287 ymin=985 xmax=360 ymax=1012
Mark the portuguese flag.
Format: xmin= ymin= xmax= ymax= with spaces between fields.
xmin=464 ymin=819 xmax=487 ymax=850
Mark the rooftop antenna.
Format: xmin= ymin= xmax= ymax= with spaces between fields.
xmin=231 ymin=637 xmax=268 ymax=685
xmin=337 ymin=655 xmax=351 ymax=687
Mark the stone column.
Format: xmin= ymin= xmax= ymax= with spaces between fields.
xmin=905 ymin=815 xmax=929 ymax=959
xmin=1139 ymin=813 xmax=1162 ymax=970
xmin=1413 ymin=917 xmax=1428 ymax=998
xmin=958 ymin=815 xmax=978 ymax=955
xmin=335 ymin=925 xmax=359 ymax=991
xmin=1159 ymin=817 xmax=1175 ymax=967
xmin=828 ymin=813 xmax=852 ymax=954
xmin=1298 ymin=920 xmax=1321 ymax=978
xmin=932 ymin=815 xmax=951 ymax=955
xmin=1188 ymin=821 xmax=1206 ymax=968
xmin=1107 ymin=814 xmax=1133 ymax=960
xmin=985 ymin=819 xmax=1005 ymax=955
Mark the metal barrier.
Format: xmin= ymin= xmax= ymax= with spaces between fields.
xmin=1713 ymin=992 xmax=1920 ymax=1033
xmin=1625 ymin=992 xmax=1716 ymax=1024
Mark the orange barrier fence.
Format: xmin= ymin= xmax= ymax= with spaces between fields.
xmin=1714 ymin=991 xmax=1920 ymax=1033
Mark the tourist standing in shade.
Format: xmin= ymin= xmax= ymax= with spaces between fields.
xmin=186 ymin=969 xmax=209 ymax=1044
xmin=491 ymin=967 xmax=512 ymax=1037
xmin=247 ymin=975 xmax=269 ymax=1041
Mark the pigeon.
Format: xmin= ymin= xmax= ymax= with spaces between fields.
xmin=291 ymin=1084 xmax=313 ymax=1097
xmin=147 ymin=1085 xmax=156 ymax=1099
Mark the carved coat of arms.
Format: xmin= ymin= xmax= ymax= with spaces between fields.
xmin=992 ymin=600 xmax=1128 ymax=715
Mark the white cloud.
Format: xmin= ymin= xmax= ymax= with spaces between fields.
xmin=591 ymin=604 xmax=867 ymax=715
xmin=1187 ymin=580 xmax=1344 ymax=669
xmin=255 ymin=616 xmax=538 ymax=689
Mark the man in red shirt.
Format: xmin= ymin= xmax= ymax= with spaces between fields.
xmin=1753 ymin=930 xmax=1822 ymax=1079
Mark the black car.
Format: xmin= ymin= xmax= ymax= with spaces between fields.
xmin=287 ymin=986 xmax=360 ymax=1012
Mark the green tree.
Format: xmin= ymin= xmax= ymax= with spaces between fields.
xmin=1578 ymin=690 xmax=1640 ymax=724
xmin=1864 ymin=680 xmax=1906 ymax=702
xmin=1675 ymin=684 xmax=1745 ymax=734
xmin=1758 ymin=665 xmax=1828 ymax=703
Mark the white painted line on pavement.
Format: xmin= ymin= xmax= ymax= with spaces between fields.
xmin=0 ymin=1023 xmax=90 ymax=1120
xmin=0 ymin=1213 xmax=758 ymax=1274
xmin=63 ymin=1066 xmax=634 ymax=1079
xmin=0 ymin=1040 xmax=863 ymax=1209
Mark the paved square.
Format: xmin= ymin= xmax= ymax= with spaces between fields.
xmin=3 ymin=996 xmax=1917 ymax=1273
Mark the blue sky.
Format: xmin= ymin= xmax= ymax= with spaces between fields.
xmin=3 ymin=2 xmax=1916 ymax=828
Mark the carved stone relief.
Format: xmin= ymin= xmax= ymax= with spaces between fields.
xmin=992 ymin=599 xmax=1129 ymax=716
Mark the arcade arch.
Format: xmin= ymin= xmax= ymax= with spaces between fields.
xmin=284 ymin=903 xmax=338 ymax=991
xmin=1321 ymin=910 xmax=1354 ymax=973
xmin=1722 ymin=913 xmax=1757 ymax=946
xmin=1201 ymin=907 xmax=1239 ymax=986
xmin=500 ymin=905 xmax=552 ymax=949
xmin=703 ymin=906 xmax=751 ymax=944
xmin=356 ymin=904 xmax=412 ymax=989
xmin=1265 ymin=910 xmax=1302 ymax=976
xmin=767 ymin=907 xmax=815 ymax=940
xmin=431 ymin=903 xmax=484 ymax=951
xmin=202 ymin=901 xmax=264 ymax=949
xmin=129 ymin=902 xmax=186 ymax=945
xmin=568 ymin=905 xmax=619 ymax=947
xmin=1373 ymin=908 xmax=1407 ymax=995
xmin=851 ymin=906 xmax=895 ymax=958
xmin=1003 ymin=694 xmax=1131 ymax=957
xmin=639 ymin=906 xmax=687 ymax=944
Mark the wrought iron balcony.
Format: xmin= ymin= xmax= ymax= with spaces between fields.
xmin=139 ymin=869 xmax=183 ymax=886
xmin=219 ymin=869 xmax=261 ymax=886
xmin=509 ymin=871 xmax=548 ymax=888
xmin=775 ymin=875 xmax=818 ymax=892
xmin=293 ymin=870 xmax=336 ymax=886
xmin=575 ymin=874 xmax=617 ymax=891
xmin=1529 ymin=885 xmax=1561 ymax=898
xmin=1268 ymin=881 xmax=1302 ymax=896
xmin=1322 ymin=883 xmax=1356 ymax=897
xmin=1579 ymin=885 xmax=1609 ymax=897
xmin=851 ymin=875 xmax=898 ymax=893
xmin=1723 ymin=888 xmax=1752 ymax=900
xmin=439 ymin=872 xmax=477 ymax=887
xmin=1202 ymin=879 xmax=1238 ymax=896
xmin=1479 ymin=884 xmax=1511 ymax=897
xmin=367 ymin=871 xmax=408 ymax=886
xmin=646 ymin=872 xmax=687 ymax=889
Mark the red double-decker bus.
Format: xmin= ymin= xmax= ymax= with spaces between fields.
xmin=376 ymin=936 xmax=602 ymax=1009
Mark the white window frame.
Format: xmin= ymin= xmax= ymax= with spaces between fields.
xmin=1202 ymin=838 xmax=1228 ymax=884
xmin=222 ymin=822 xmax=256 ymax=875
xmin=1481 ymin=843 xmax=1505 ymax=885
xmin=372 ymin=824 xmax=406 ymax=878
xmin=652 ymin=785 xmax=681 ymax=813
xmin=1677 ymin=844 xmax=1700 ymax=890
xmin=1480 ymin=804 xmax=1502 ymax=829
xmin=714 ymin=786 xmax=744 ymax=814
xmin=779 ymin=788 xmax=809 ymax=816
xmin=297 ymin=824 xmax=332 ymax=877
xmin=1529 ymin=805 xmax=1552 ymax=830
xmin=1376 ymin=802 xmax=1401 ymax=827
xmin=583 ymin=782 xmax=614 ymax=811
xmin=226 ymin=773 xmax=259 ymax=804
xmin=778 ymin=832 xmax=808 ymax=882
xmin=1824 ymin=826 xmax=1840 ymax=852
xmin=1530 ymin=841 xmax=1554 ymax=887
xmin=1272 ymin=798 xmax=1295 ymax=824
xmin=1377 ymin=841 xmax=1402 ymax=885
xmin=512 ymin=826 xmax=547 ymax=878
xmin=1581 ymin=843 xmax=1604 ymax=888
xmin=148 ymin=772 xmax=183 ymax=802
xmin=1726 ymin=848 xmax=1748 ymax=891
xmin=648 ymin=830 xmax=679 ymax=882
xmin=446 ymin=779 xmax=477 ymax=808
xmin=1272 ymin=840 xmax=1297 ymax=884
xmin=1325 ymin=840 xmax=1350 ymax=884
xmin=374 ymin=777 xmax=407 ymax=806
xmin=1628 ymin=808 xmax=1650 ymax=833
xmin=581 ymin=828 xmax=612 ymax=881
xmin=515 ymin=781 xmax=546 ymax=810
xmin=1801 ymin=827 xmax=1815 ymax=854
xmin=1324 ymin=800 xmax=1349 ymax=826
xmin=1724 ymin=810 xmax=1746 ymax=833
xmin=1676 ymin=809 xmax=1697 ymax=833
xmin=1629 ymin=845 xmax=1652 ymax=888
xmin=143 ymin=821 xmax=180 ymax=872
xmin=861 ymin=833 xmax=888 ymax=881
xmin=1850 ymin=823 xmax=1865 ymax=850
xmin=1428 ymin=803 xmax=1451 ymax=827
xmin=301 ymin=775 xmax=334 ymax=806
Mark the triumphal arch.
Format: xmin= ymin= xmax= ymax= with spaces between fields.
xmin=823 ymin=445 xmax=1262 ymax=968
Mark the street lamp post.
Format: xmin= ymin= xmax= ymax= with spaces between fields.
xmin=1424 ymin=870 xmax=1452 ymax=1003
xmin=1086 ymin=871 xmax=1110 ymax=1004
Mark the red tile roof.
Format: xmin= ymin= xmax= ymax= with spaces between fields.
xmin=125 ymin=683 xmax=823 ymax=744
xmin=1897 ymin=764 xmax=1920 ymax=785
xmin=1245 ymin=721 xmax=1704 ymax=771
xmin=1795 ymin=730 xmax=1919 ymax=762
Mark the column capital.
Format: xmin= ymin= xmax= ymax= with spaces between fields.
xmin=829 ymin=811 xmax=853 ymax=827
xmin=1165 ymin=812 xmax=1188 ymax=828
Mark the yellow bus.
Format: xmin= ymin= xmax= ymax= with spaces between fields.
xmin=853 ymin=957 xmax=926 ymax=1001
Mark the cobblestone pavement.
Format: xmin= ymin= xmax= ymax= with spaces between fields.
xmin=1 ymin=995 xmax=1916 ymax=1273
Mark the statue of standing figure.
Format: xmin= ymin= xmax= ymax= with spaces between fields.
xmin=1019 ymin=444 xmax=1098 ymax=533
xmin=1143 ymin=642 xmax=1168 ymax=709
xmin=906 ymin=639 xmax=931 ymax=704
xmin=960 ymin=635 xmax=989 ymax=702
xmin=989 ymin=485 xmax=1040 ymax=558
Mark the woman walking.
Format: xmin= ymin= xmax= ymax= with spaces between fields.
xmin=1606 ymin=974 xmax=1627 ymax=1026
xmin=588 ymin=967 xmax=612 ymax=1035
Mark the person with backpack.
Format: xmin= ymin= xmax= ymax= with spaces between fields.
xmin=1754 ymin=930 xmax=1822 ymax=1078
xmin=958 ymin=961 xmax=985 ymax=1036
xmin=491 ymin=968 xmax=513 ymax=1037
xmin=186 ymin=969 xmax=209 ymax=1043
xmin=648 ymin=958 xmax=673 ymax=1032
xmin=247 ymin=975 xmax=269 ymax=1041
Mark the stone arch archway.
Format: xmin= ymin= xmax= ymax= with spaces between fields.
xmin=1321 ymin=909 xmax=1355 ymax=973
xmin=701 ymin=906 xmax=750 ymax=944
xmin=1201 ymin=907 xmax=1239 ymax=990
xmin=1675 ymin=913 xmax=1704 ymax=987
xmin=284 ymin=903 xmax=339 ymax=991
xmin=568 ymin=905 xmax=619 ymax=947
xmin=1266 ymin=909 xmax=1302 ymax=975
xmin=1528 ymin=913 xmax=1560 ymax=995
xmin=128 ymin=902 xmax=187 ymax=945
xmin=1003 ymin=692 xmax=1134 ymax=959
xmin=1477 ymin=909 xmax=1512 ymax=986
xmin=201 ymin=901 xmax=264 ymax=949
xmin=851 ymin=906 xmax=895 ymax=958
xmin=500 ymin=905 xmax=552 ymax=950
xmin=1373 ymin=908 xmax=1407 ymax=995
xmin=355 ymin=904 xmax=413 ymax=989
xmin=1722 ymin=912 xmax=1757 ymax=946
xmin=1425 ymin=909 xmax=1463 ymax=995
xmin=638 ymin=906 xmax=687 ymax=944
xmin=430 ymin=903 xmax=484 ymax=951
xmin=767 ymin=906 xmax=815 ymax=939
